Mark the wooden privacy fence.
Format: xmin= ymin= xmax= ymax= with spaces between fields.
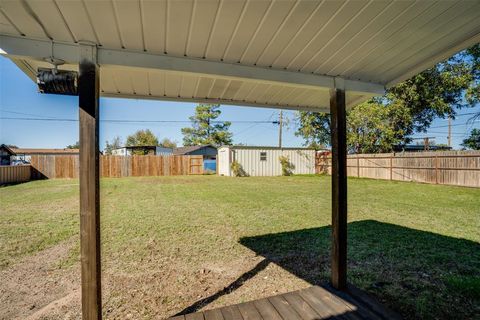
xmin=29 ymin=155 xmax=204 ymax=179
xmin=316 ymin=150 xmax=480 ymax=188
xmin=0 ymin=165 xmax=31 ymax=184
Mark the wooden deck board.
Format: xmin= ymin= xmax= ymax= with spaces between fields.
xmin=268 ymin=295 xmax=303 ymax=320
xmin=237 ymin=302 xmax=263 ymax=320
xmin=252 ymin=299 xmax=282 ymax=320
xmin=204 ymin=309 xmax=224 ymax=320
xmin=167 ymin=285 xmax=401 ymax=320
xmin=282 ymin=291 xmax=321 ymax=320
xmin=185 ymin=312 xmax=205 ymax=320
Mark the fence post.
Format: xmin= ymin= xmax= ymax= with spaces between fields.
xmin=357 ymin=157 xmax=360 ymax=178
xmin=390 ymin=155 xmax=393 ymax=181
xmin=435 ymin=155 xmax=439 ymax=184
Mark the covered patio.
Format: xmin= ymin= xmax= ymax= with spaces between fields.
xmin=1 ymin=1 xmax=479 ymax=319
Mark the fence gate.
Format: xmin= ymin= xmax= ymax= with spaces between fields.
xmin=189 ymin=156 xmax=204 ymax=175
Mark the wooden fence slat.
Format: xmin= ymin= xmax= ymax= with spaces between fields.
xmin=316 ymin=151 xmax=480 ymax=188
xmin=0 ymin=165 xmax=31 ymax=184
xmin=25 ymin=155 xmax=204 ymax=180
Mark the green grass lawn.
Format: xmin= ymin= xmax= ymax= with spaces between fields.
xmin=1 ymin=175 xmax=479 ymax=319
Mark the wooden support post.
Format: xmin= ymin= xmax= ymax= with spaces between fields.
xmin=79 ymin=44 xmax=102 ymax=320
xmin=330 ymin=79 xmax=347 ymax=290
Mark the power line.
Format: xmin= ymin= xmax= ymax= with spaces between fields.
xmin=435 ymin=111 xmax=480 ymax=120
xmin=0 ymin=109 xmax=61 ymax=119
xmin=0 ymin=116 xmax=279 ymax=124
xmin=429 ymin=120 xmax=479 ymax=129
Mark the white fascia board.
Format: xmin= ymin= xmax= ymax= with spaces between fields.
xmin=0 ymin=34 xmax=385 ymax=95
xmin=0 ymin=35 xmax=79 ymax=63
xmin=99 ymin=48 xmax=333 ymax=90
xmin=102 ymin=92 xmax=328 ymax=113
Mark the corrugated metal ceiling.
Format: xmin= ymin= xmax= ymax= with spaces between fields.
xmin=1 ymin=0 xmax=479 ymax=111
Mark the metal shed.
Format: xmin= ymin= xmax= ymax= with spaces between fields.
xmin=218 ymin=146 xmax=315 ymax=177
xmin=1 ymin=1 xmax=479 ymax=319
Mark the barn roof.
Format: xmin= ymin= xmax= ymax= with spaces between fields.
xmin=1 ymin=1 xmax=479 ymax=112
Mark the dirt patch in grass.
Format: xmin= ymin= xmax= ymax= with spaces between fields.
xmin=0 ymin=244 xmax=312 ymax=320
xmin=0 ymin=238 xmax=80 ymax=320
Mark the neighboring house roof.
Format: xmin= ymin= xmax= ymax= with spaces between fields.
xmin=173 ymin=145 xmax=216 ymax=155
xmin=116 ymin=145 xmax=157 ymax=149
xmin=0 ymin=144 xmax=16 ymax=155
xmin=12 ymin=148 xmax=80 ymax=154
xmin=393 ymin=145 xmax=452 ymax=152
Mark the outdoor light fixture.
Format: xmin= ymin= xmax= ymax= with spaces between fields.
xmin=36 ymin=53 xmax=78 ymax=96
xmin=37 ymin=68 xmax=78 ymax=96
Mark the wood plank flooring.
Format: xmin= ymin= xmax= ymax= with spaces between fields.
xmin=168 ymin=285 xmax=401 ymax=320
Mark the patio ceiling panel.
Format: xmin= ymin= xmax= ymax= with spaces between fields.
xmin=1 ymin=0 xmax=479 ymax=112
xmin=322 ymin=0 xmax=431 ymax=77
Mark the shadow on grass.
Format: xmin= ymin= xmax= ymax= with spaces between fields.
xmin=239 ymin=220 xmax=480 ymax=319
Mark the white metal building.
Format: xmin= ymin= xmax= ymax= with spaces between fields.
xmin=218 ymin=146 xmax=315 ymax=177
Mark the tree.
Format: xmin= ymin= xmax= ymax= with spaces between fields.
xmin=159 ymin=138 xmax=177 ymax=149
xmin=125 ymin=129 xmax=159 ymax=147
xmin=297 ymin=102 xmax=411 ymax=153
xmin=461 ymin=129 xmax=480 ymax=150
xmin=296 ymin=44 xmax=479 ymax=153
xmin=104 ymin=136 xmax=122 ymax=155
xmin=66 ymin=141 xmax=79 ymax=149
xmin=181 ymin=104 xmax=233 ymax=146
xmin=296 ymin=112 xmax=330 ymax=148
xmin=347 ymin=102 xmax=411 ymax=153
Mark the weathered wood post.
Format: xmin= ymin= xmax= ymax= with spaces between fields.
xmin=390 ymin=156 xmax=393 ymax=180
xmin=330 ymin=78 xmax=347 ymax=290
xmin=357 ymin=157 xmax=360 ymax=178
xmin=79 ymin=43 xmax=102 ymax=320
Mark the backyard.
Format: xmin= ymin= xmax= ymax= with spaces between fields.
xmin=0 ymin=175 xmax=479 ymax=320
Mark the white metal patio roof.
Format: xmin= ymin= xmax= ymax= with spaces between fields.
xmin=1 ymin=0 xmax=479 ymax=112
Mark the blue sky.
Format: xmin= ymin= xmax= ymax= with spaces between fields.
xmin=0 ymin=56 xmax=478 ymax=150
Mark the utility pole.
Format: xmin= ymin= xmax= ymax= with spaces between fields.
xmin=448 ymin=115 xmax=452 ymax=148
xmin=278 ymin=110 xmax=283 ymax=148
xmin=424 ymin=137 xmax=429 ymax=151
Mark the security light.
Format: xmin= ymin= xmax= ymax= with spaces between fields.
xmin=37 ymin=68 xmax=78 ymax=96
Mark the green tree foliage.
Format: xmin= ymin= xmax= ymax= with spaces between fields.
xmin=126 ymin=129 xmax=159 ymax=147
xmin=159 ymin=138 xmax=177 ymax=149
xmin=296 ymin=45 xmax=479 ymax=153
xmin=461 ymin=129 xmax=480 ymax=150
xmin=296 ymin=112 xmax=330 ymax=148
xmin=104 ymin=136 xmax=122 ymax=155
xmin=66 ymin=141 xmax=79 ymax=149
xmin=347 ymin=102 xmax=411 ymax=153
xmin=181 ymin=104 xmax=233 ymax=146
xmin=465 ymin=44 xmax=480 ymax=105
